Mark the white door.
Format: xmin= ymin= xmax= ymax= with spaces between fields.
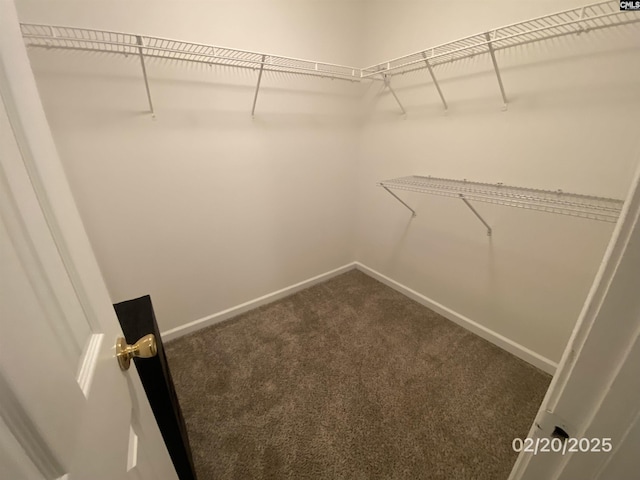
xmin=0 ymin=2 xmax=180 ymax=479
xmin=509 ymin=155 xmax=640 ymax=479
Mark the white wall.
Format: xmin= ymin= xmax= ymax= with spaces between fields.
xmin=16 ymin=0 xmax=363 ymax=332
xmin=356 ymin=0 xmax=640 ymax=363
xmin=16 ymin=0 xmax=640 ymax=365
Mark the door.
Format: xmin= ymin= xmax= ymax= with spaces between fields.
xmin=0 ymin=1 xmax=179 ymax=479
xmin=509 ymin=156 xmax=640 ymax=479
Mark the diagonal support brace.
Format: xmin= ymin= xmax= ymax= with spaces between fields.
xmin=382 ymin=186 xmax=416 ymax=217
xmin=251 ymin=54 xmax=266 ymax=117
xmin=421 ymin=52 xmax=448 ymax=110
xmin=368 ymin=75 xmax=406 ymax=116
xmin=136 ymin=36 xmax=155 ymax=116
xmin=459 ymin=194 xmax=492 ymax=236
xmin=484 ymin=31 xmax=508 ymax=110
xmin=383 ymin=75 xmax=407 ymax=116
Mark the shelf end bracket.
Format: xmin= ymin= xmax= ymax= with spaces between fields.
xmin=382 ymin=186 xmax=416 ymax=217
xmin=459 ymin=194 xmax=492 ymax=236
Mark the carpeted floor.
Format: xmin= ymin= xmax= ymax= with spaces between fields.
xmin=165 ymin=270 xmax=551 ymax=480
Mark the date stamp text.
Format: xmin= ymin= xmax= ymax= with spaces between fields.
xmin=512 ymin=437 xmax=612 ymax=455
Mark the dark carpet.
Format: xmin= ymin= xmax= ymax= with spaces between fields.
xmin=165 ymin=269 xmax=551 ymax=480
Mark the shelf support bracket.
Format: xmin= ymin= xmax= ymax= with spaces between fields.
xmin=136 ymin=36 xmax=155 ymax=116
xmin=251 ymin=54 xmax=266 ymax=118
xmin=484 ymin=31 xmax=507 ymax=110
xmin=459 ymin=194 xmax=492 ymax=236
xmin=421 ymin=52 xmax=448 ymax=110
xmin=382 ymin=186 xmax=416 ymax=217
xmin=383 ymin=75 xmax=407 ymax=116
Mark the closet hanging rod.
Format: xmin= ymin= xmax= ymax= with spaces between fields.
xmin=20 ymin=23 xmax=366 ymax=82
xmin=21 ymin=1 xmax=640 ymax=84
xmin=364 ymin=17 xmax=636 ymax=78
xmin=385 ymin=179 xmax=623 ymax=213
xmin=20 ymin=0 xmax=638 ymax=115
xmin=21 ymin=42 xmax=363 ymax=83
xmin=362 ymin=1 xmax=640 ymax=78
xmin=378 ymin=176 xmax=624 ymax=224
xmin=380 ymin=176 xmax=625 ymax=214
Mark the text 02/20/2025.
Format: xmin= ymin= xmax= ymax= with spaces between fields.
xmin=512 ymin=437 xmax=612 ymax=456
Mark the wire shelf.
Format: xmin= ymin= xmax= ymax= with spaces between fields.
xmin=362 ymin=0 xmax=640 ymax=78
xmin=19 ymin=23 xmax=363 ymax=82
xmin=379 ymin=175 xmax=624 ymax=223
xmin=20 ymin=0 xmax=640 ymax=115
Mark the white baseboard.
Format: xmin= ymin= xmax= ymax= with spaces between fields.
xmin=161 ymin=259 xmax=556 ymax=374
xmin=161 ymin=262 xmax=357 ymax=341
xmin=354 ymin=262 xmax=557 ymax=374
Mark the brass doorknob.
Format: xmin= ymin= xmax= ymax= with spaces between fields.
xmin=116 ymin=334 xmax=157 ymax=371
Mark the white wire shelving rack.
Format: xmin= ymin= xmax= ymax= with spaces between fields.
xmin=20 ymin=1 xmax=640 ymax=116
xmin=19 ymin=23 xmax=364 ymax=116
xmin=379 ymin=176 xmax=624 ymax=235
xmin=364 ymin=0 xmax=640 ymax=112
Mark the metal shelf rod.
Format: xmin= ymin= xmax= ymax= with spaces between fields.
xmin=385 ymin=185 xmax=622 ymax=212
xmin=385 ymin=175 xmax=624 ymax=202
xmin=386 ymin=187 xmax=622 ymax=220
xmin=137 ymin=45 xmax=356 ymax=80
xmin=364 ymin=10 xmax=621 ymax=75
xmin=361 ymin=6 xmax=633 ymax=78
xmin=24 ymin=42 xmax=362 ymax=83
xmin=22 ymin=25 xmax=363 ymax=75
xmin=379 ymin=176 xmax=624 ymax=226
xmin=20 ymin=1 xmax=638 ymax=115
xmin=21 ymin=32 xmax=363 ymax=81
